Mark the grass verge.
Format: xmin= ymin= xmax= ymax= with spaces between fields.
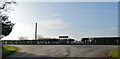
xmin=2 ymin=45 xmax=18 ymax=57
xmin=108 ymin=48 xmax=120 ymax=59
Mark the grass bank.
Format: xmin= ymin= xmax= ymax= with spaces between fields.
xmin=2 ymin=45 xmax=18 ymax=57
xmin=108 ymin=48 xmax=120 ymax=59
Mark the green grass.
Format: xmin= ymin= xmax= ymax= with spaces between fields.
xmin=2 ymin=45 xmax=18 ymax=57
xmin=108 ymin=48 xmax=120 ymax=59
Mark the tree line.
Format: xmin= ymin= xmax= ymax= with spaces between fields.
xmin=2 ymin=38 xmax=75 ymax=45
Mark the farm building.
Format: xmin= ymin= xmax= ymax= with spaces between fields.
xmin=81 ymin=37 xmax=120 ymax=45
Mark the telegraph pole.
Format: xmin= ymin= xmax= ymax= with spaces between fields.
xmin=35 ymin=23 xmax=37 ymax=40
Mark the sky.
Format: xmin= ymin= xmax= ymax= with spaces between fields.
xmin=1 ymin=2 xmax=118 ymax=40
xmin=15 ymin=0 xmax=120 ymax=2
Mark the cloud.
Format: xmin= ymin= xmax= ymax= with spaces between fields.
xmin=39 ymin=19 xmax=70 ymax=29
xmin=51 ymin=13 xmax=61 ymax=16
xmin=112 ymin=27 xmax=117 ymax=30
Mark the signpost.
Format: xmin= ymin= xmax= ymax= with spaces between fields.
xmin=59 ymin=36 xmax=69 ymax=38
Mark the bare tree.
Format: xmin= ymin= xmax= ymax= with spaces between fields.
xmin=18 ymin=36 xmax=28 ymax=40
xmin=37 ymin=34 xmax=44 ymax=39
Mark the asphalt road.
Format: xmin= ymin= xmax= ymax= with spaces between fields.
xmin=3 ymin=45 xmax=119 ymax=58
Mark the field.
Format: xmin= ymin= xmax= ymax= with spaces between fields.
xmin=1 ymin=45 xmax=119 ymax=59
xmin=4 ymin=45 xmax=118 ymax=57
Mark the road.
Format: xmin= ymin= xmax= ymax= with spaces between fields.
xmin=3 ymin=45 xmax=119 ymax=59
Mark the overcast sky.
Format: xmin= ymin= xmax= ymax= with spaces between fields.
xmin=2 ymin=2 xmax=118 ymax=40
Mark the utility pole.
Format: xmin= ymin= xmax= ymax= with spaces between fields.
xmin=35 ymin=23 xmax=37 ymax=40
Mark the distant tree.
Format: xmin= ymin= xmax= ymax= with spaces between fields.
xmin=68 ymin=39 xmax=75 ymax=44
xmin=0 ymin=0 xmax=16 ymax=36
xmin=37 ymin=34 xmax=44 ymax=39
xmin=18 ymin=36 xmax=28 ymax=40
